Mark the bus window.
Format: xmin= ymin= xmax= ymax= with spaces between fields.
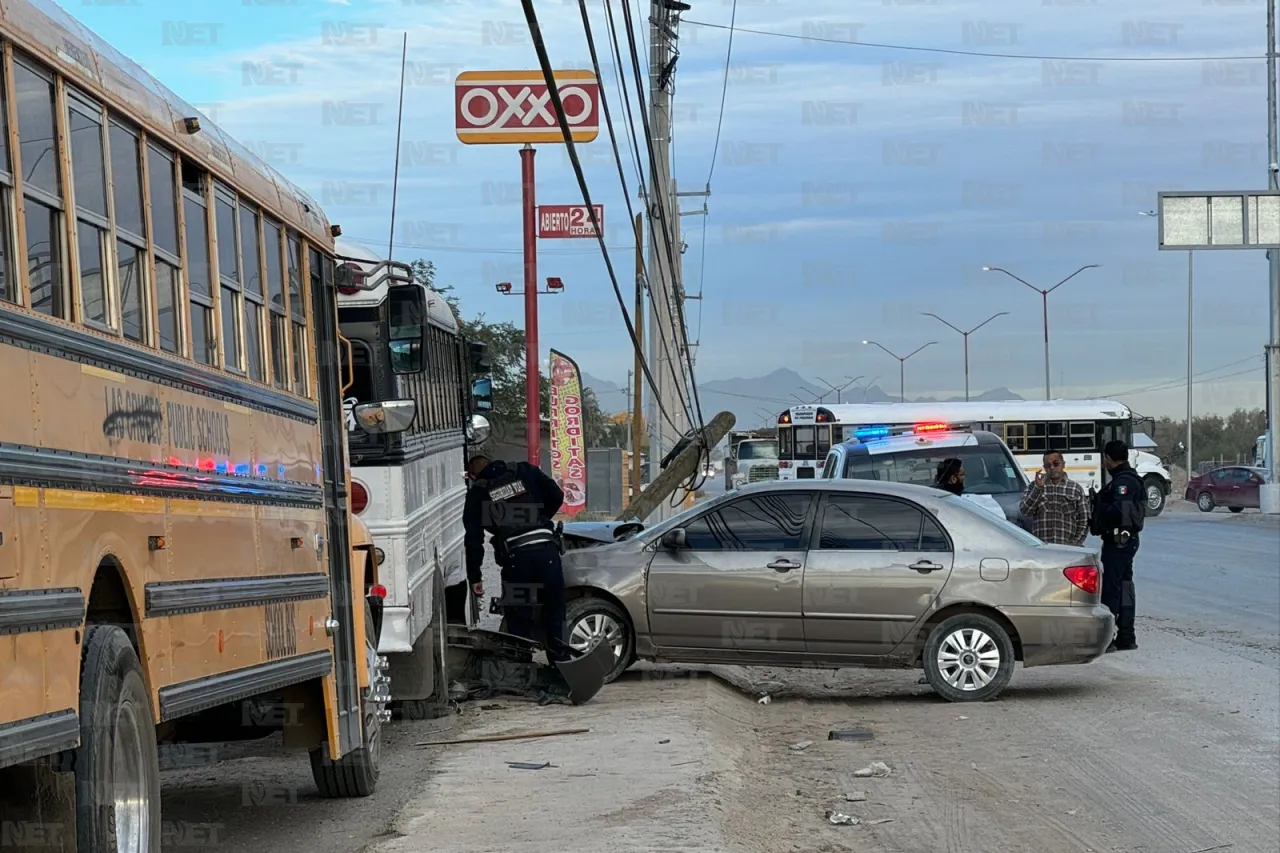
xmin=1047 ymin=421 xmax=1069 ymax=451
xmin=1097 ymin=421 xmax=1128 ymax=448
xmin=793 ymin=426 xmax=816 ymax=458
xmin=1004 ymin=423 xmax=1026 ymax=452
xmin=1069 ymin=421 xmax=1095 ymax=450
xmin=1026 ymin=422 xmax=1047 ymax=453
xmin=816 ymin=425 xmax=832 ymax=457
xmin=778 ymin=426 xmax=793 ymax=458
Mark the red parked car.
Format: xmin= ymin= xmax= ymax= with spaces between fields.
xmin=1184 ymin=466 xmax=1271 ymax=513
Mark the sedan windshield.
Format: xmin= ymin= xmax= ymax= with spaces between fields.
xmin=843 ymin=445 xmax=1024 ymax=495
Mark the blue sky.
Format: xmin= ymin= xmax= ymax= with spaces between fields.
xmin=66 ymin=0 xmax=1274 ymax=417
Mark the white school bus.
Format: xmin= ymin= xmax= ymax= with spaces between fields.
xmin=0 ymin=1 xmax=427 ymax=849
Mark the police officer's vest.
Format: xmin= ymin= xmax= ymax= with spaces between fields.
xmin=1098 ymin=466 xmax=1145 ymax=534
xmin=474 ymin=463 xmax=548 ymax=546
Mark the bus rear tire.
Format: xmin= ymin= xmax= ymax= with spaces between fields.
xmin=1142 ymin=477 xmax=1167 ymax=516
xmin=75 ymin=625 xmax=162 ymax=853
xmin=310 ymin=600 xmax=383 ymax=798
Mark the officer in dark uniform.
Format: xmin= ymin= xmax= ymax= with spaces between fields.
xmin=1091 ymin=439 xmax=1145 ymax=652
xmin=463 ymin=454 xmax=570 ymax=661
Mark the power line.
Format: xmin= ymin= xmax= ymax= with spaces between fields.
xmin=704 ymin=0 xmax=736 ymax=187
xmin=598 ymin=0 xmax=695 ymax=430
xmin=683 ymin=19 xmax=1267 ymax=61
xmin=617 ymin=0 xmax=708 ymax=451
xmin=1109 ymin=355 xmax=1264 ymax=398
xmin=518 ymin=0 xmax=682 ymax=434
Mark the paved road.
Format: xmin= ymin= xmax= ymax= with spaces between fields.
xmin=1136 ymin=511 xmax=1279 ymax=665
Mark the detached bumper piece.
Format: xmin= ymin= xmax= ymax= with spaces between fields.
xmin=444 ymin=626 xmax=612 ymax=706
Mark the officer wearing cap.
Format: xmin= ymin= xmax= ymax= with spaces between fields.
xmin=1091 ymin=439 xmax=1145 ymax=652
xmin=463 ymin=454 xmax=570 ymax=661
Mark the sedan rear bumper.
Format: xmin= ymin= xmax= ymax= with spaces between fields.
xmin=1000 ymin=604 xmax=1114 ymax=668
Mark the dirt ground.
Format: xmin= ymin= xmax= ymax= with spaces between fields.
xmin=368 ymin=615 xmax=1278 ymax=853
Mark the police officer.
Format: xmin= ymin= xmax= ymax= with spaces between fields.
xmin=462 ymin=454 xmax=570 ymax=661
xmin=1092 ymin=439 xmax=1145 ymax=652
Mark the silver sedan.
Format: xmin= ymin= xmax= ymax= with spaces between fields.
xmin=559 ymin=479 xmax=1114 ymax=702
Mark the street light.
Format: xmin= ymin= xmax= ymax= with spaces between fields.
xmin=862 ymin=341 xmax=936 ymax=402
xmin=981 ymin=264 xmax=1101 ymax=400
xmin=815 ymin=374 xmax=864 ymax=404
xmin=857 ymin=375 xmax=882 ymax=402
xmin=921 ymin=312 xmax=1008 ymax=402
xmin=1142 ymin=209 xmax=1194 ymax=474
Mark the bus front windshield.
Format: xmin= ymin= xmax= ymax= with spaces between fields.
xmin=844 ymin=445 xmax=1025 ymax=495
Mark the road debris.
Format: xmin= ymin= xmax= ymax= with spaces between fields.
xmin=956 ymin=715 xmax=969 ymax=720
xmin=658 ymin=739 xmax=671 ymax=744
xmin=844 ymin=791 xmax=867 ymax=802
xmin=825 ymin=811 xmax=859 ymax=825
xmin=790 ymin=740 xmax=814 ymax=751
xmin=415 ymin=727 xmax=589 ymax=747
xmin=853 ymin=761 xmax=891 ymax=777
xmin=506 ymin=761 xmax=552 ymax=770
xmin=828 ymin=729 xmax=874 ymax=741
xmin=758 ymin=694 xmax=772 ymax=705
xmin=865 ymin=818 xmax=894 ymax=826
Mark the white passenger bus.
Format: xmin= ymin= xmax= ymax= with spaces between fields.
xmin=776 ymin=400 xmax=1173 ymax=514
xmin=336 ymin=239 xmax=490 ymax=714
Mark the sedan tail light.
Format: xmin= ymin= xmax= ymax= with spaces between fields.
xmin=1064 ymin=564 xmax=1099 ymax=595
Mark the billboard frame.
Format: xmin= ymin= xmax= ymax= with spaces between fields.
xmin=1156 ymin=189 xmax=1280 ymax=251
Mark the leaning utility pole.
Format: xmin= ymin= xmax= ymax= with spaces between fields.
xmin=645 ymin=0 xmax=686 ymax=521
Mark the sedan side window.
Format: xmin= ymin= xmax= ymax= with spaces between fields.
xmin=684 ymin=493 xmax=812 ymax=550
xmin=818 ymin=494 xmax=933 ymax=551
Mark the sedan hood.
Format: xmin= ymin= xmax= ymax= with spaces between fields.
xmin=559 ymin=520 xmax=646 ymax=544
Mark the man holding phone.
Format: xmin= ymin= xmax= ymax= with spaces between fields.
xmin=1019 ymin=450 xmax=1089 ymax=546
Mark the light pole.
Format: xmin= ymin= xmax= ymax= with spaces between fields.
xmin=815 ymin=375 xmax=864 ymax=404
xmin=857 ymin=375 xmax=881 ymax=402
xmin=921 ymin=312 xmax=1007 ymax=402
xmin=981 ymin=264 xmax=1100 ymax=400
xmin=862 ymin=341 xmax=936 ymax=402
xmin=790 ymin=391 xmax=825 ymax=405
xmin=1141 ymin=209 xmax=1194 ymax=474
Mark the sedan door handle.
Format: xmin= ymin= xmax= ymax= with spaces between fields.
xmin=767 ymin=559 xmax=800 ymax=572
xmin=909 ymin=560 xmax=944 ymax=573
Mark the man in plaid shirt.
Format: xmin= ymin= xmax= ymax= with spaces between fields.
xmin=1019 ymin=450 xmax=1089 ymax=546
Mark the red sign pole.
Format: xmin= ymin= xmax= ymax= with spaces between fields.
xmin=521 ymin=143 xmax=540 ymax=467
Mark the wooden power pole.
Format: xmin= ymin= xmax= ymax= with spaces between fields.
xmin=632 ymin=212 xmax=645 ymax=493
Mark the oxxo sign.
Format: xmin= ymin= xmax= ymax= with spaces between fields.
xmin=454 ymin=70 xmax=600 ymax=144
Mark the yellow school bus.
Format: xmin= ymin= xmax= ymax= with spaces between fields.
xmin=0 ymin=1 xmax=421 ymax=848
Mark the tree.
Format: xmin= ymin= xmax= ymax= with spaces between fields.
xmin=1152 ymin=407 xmax=1266 ymax=471
xmin=408 ymin=258 xmax=622 ymax=448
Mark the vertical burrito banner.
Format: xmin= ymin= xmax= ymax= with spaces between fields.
xmin=548 ymin=349 xmax=588 ymax=516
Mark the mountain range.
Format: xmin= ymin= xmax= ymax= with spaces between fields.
xmin=581 ymin=368 xmax=1024 ymax=430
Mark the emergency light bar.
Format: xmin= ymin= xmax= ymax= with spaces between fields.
xmin=913 ymin=422 xmax=951 ymax=433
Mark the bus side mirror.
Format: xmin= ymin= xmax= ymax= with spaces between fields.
xmin=467 ymin=414 xmax=491 ymax=445
xmin=471 ymin=377 xmax=493 ymax=413
xmin=388 ymin=285 xmax=425 ymax=374
xmin=467 ymin=341 xmax=491 ymax=375
xmin=353 ymin=400 xmax=416 ymax=435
